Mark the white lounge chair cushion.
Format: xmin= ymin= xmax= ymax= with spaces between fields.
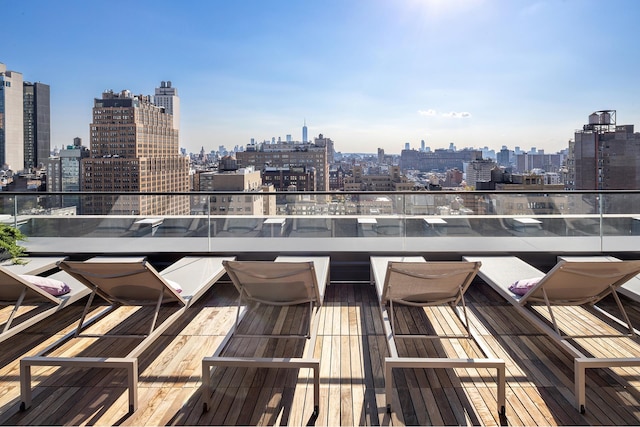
xmin=20 ymin=274 xmax=70 ymax=296
xmin=166 ymin=279 xmax=183 ymax=293
xmin=509 ymin=277 xmax=543 ymax=296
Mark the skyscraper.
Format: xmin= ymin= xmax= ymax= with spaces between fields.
xmin=0 ymin=63 xmax=24 ymax=171
xmin=82 ymin=89 xmax=189 ymax=215
xmin=302 ymin=120 xmax=308 ymax=143
xmin=154 ymin=81 xmax=180 ymax=130
xmin=23 ymin=82 xmax=50 ymax=169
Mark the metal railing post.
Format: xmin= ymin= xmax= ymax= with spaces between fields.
xmin=207 ymin=196 xmax=212 ymax=251
xmin=13 ymin=196 xmax=17 ymax=228
xmin=599 ymin=193 xmax=604 ymax=251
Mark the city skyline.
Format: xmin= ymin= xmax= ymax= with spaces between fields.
xmin=4 ymin=0 xmax=640 ymax=155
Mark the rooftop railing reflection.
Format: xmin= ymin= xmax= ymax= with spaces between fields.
xmin=3 ymin=190 xmax=640 ymax=254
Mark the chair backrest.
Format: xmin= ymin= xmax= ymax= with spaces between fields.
xmin=383 ymin=261 xmax=481 ymax=306
xmin=223 ymin=260 xmax=321 ymax=306
xmin=523 ymin=259 xmax=640 ymax=305
xmin=0 ymin=267 xmax=59 ymax=304
xmin=59 ymin=258 xmax=184 ymax=305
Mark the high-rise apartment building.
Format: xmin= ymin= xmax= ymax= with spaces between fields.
xmin=82 ymin=89 xmax=189 ymax=215
xmin=570 ymin=110 xmax=640 ymax=190
xmin=314 ymin=133 xmax=335 ymax=164
xmin=23 ymin=82 xmax=50 ymax=169
xmin=513 ymin=150 xmax=563 ymax=174
xmin=45 ymin=141 xmax=90 ymax=192
xmin=237 ymin=139 xmax=329 ymax=191
xmin=45 ymin=139 xmax=90 ymax=210
xmin=496 ymin=147 xmax=512 ymax=168
xmin=466 ymin=158 xmax=497 ymax=187
xmin=154 ymin=81 xmax=179 ymax=130
xmin=0 ymin=63 xmax=24 ymax=171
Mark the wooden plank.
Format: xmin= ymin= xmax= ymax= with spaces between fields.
xmin=326 ymin=334 xmax=341 ymax=426
xmin=315 ymin=334 xmax=332 ymax=426
xmin=339 ymin=335 xmax=352 ymax=426
xmin=349 ymin=335 xmax=365 ymax=426
xmin=8 ymin=278 xmax=640 ymax=426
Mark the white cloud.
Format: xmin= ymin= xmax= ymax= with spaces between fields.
xmin=418 ymin=109 xmax=471 ymax=119
xmin=442 ymin=111 xmax=472 ymax=118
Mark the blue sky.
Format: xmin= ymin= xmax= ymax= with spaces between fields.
xmin=3 ymin=0 xmax=640 ymax=154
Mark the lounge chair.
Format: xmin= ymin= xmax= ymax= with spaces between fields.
xmin=370 ymin=256 xmax=506 ymax=415
xmin=202 ymin=256 xmax=329 ymax=416
xmin=463 ymin=255 xmax=640 ymax=413
xmin=555 ymin=255 xmax=640 ymax=304
xmin=20 ymin=255 xmax=234 ymax=413
xmin=1 ymin=257 xmax=90 ymax=343
xmin=1 ymin=256 xmax=65 ymax=275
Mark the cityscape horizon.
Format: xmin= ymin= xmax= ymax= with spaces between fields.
xmin=4 ymin=0 xmax=640 ymax=155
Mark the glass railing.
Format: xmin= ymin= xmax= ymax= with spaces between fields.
xmin=3 ymin=190 xmax=640 ymax=254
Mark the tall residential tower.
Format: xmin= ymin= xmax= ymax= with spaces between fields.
xmin=570 ymin=110 xmax=640 ymax=190
xmin=82 ymin=89 xmax=189 ymax=215
xmin=0 ymin=63 xmax=24 ymax=171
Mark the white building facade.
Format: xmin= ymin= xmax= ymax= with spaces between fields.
xmin=0 ymin=63 xmax=24 ymax=171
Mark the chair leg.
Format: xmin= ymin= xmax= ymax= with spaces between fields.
xmin=19 ymin=361 xmax=32 ymax=411
xmin=458 ymin=292 xmax=472 ymax=339
xmin=4 ymin=288 xmax=27 ymax=333
xmin=610 ymin=286 xmax=635 ymax=336
xmin=148 ymin=290 xmax=165 ymax=335
xmin=313 ymin=362 xmax=320 ymax=415
xmin=541 ymin=288 xmax=562 ymax=336
xmin=75 ymin=290 xmax=98 ymax=337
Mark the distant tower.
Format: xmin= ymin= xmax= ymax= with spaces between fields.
xmin=154 ymin=81 xmax=180 ymax=130
xmin=23 ymin=82 xmax=50 ymax=169
xmin=421 ymin=139 xmax=425 ymax=152
xmin=404 ymin=142 xmax=410 ymax=151
xmin=302 ymin=120 xmax=308 ymax=143
xmin=0 ymin=63 xmax=24 ymax=170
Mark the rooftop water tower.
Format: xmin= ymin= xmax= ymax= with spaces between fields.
xmin=584 ymin=110 xmax=616 ymax=132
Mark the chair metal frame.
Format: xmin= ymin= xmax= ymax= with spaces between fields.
xmin=201 ymin=256 xmax=329 ymax=417
xmin=371 ymin=256 xmax=506 ymax=416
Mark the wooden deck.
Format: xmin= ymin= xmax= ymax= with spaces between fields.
xmin=2 ymin=279 xmax=640 ymax=425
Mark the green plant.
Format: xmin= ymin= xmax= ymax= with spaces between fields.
xmin=0 ymin=224 xmax=27 ymax=264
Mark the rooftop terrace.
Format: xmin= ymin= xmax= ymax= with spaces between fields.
xmin=2 ymin=190 xmax=640 ymax=425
